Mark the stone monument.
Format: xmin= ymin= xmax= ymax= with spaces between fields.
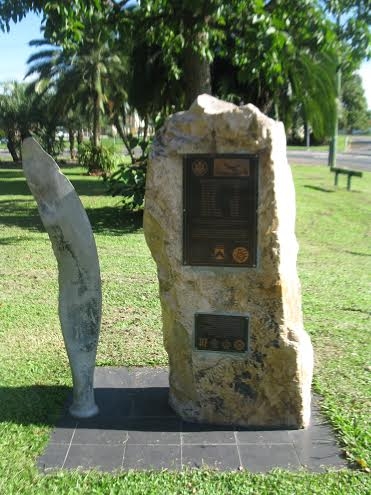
xmin=144 ymin=95 xmax=313 ymax=428
xmin=22 ymin=137 xmax=101 ymax=418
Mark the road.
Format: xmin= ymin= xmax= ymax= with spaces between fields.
xmin=287 ymin=150 xmax=371 ymax=172
xmin=287 ymin=136 xmax=371 ymax=172
xmin=1 ymin=136 xmax=370 ymax=171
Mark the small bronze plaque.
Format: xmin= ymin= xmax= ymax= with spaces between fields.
xmin=195 ymin=313 xmax=249 ymax=353
xmin=183 ymin=154 xmax=258 ymax=267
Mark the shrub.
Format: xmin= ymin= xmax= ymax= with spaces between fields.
xmin=78 ymin=142 xmax=116 ymax=175
xmin=104 ymin=135 xmax=151 ymax=211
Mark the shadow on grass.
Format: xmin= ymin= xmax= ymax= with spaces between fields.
xmin=69 ymin=179 xmax=108 ymax=197
xmin=0 ymin=160 xmax=22 ymax=169
xmin=86 ymin=207 xmax=143 ymax=235
xmin=0 ymin=385 xmax=70 ymax=426
xmin=345 ymin=251 xmax=371 ymax=257
xmin=0 ymin=235 xmax=37 ymax=245
xmin=0 ymin=171 xmax=25 ymax=179
xmin=0 ymin=199 xmax=143 ymax=235
xmin=342 ymin=307 xmax=370 ymax=315
xmin=304 ymin=185 xmax=335 ymax=193
xmin=0 ymin=200 xmax=44 ymax=232
xmin=0 ymin=177 xmax=107 ymax=197
xmin=0 ymin=179 xmax=32 ymax=196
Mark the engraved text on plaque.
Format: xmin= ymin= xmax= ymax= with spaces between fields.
xmin=183 ymin=154 xmax=258 ymax=267
xmin=195 ymin=313 xmax=249 ymax=353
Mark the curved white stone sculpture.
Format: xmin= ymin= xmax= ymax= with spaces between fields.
xmin=22 ymin=137 xmax=101 ymax=418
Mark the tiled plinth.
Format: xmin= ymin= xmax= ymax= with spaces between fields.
xmin=38 ymin=367 xmax=347 ymax=473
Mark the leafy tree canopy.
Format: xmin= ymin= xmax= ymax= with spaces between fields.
xmin=340 ymin=71 xmax=369 ymax=132
xmin=323 ymin=0 xmax=371 ymax=67
xmin=1 ymin=0 xmax=369 ymax=139
xmin=0 ymin=1 xmax=44 ymax=31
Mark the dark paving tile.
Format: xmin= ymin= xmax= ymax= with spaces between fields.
xmin=94 ymin=367 xmax=133 ymax=388
xmin=123 ymin=444 xmax=181 ymax=470
xmin=182 ymin=445 xmax=240 ymax=471
xmin=55 ymin=414 xmax=78 ymax=428
xmin=126 ymin=417 xmax=181 ymax=444
xmin=72 ymin=425 xmax=128 ymax=445
xmin=94 ymin=388 xmax=134 ymax=418
xmin=38 ymin=368 xmax=348 ymax=473
xmin=64 ymin=444 xmax=124 ymax=472
xmin=239 ymin=444 xmax=301 ymax=472
xmin=294 ymin=441 xmax=347 ymax=472
xmin=236 ymin=429 xmax=291 ymax=445
xmin=182 ymin=424 xmax=235 ymax=445
xmin=76 ymin=414 xmax=128 ymax=431
xmin=289 ymin=423 xmax=336 ymax=443
xmin=182 ymin=422 xmax=235 ymax=432
xmin=49 ymin=421 xmax=77 ymax=444
xmin=132 ymin=388 xmax=176 ymax=417
xmin=38 ymin=444 xmax=69 ymax=472
xmin=130 ymin=367 xmax=169 ymax=388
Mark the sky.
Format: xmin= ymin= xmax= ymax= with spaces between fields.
xmin=0 ymin=12 xmax=370 ymax=109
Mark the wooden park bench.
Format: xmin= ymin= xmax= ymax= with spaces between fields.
xmin=330 ymin=167 xmax=363 ymax=191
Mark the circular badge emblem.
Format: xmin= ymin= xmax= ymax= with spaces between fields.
xmin=233 ymin=339 xmax=246 ymax=352
xmin=192 ymin=159 xmax=208 ymax=176
xmin=232 ymin=247 xmax=249 ymax=264
xmin=221 ymin=339 xmax=232 ymax=351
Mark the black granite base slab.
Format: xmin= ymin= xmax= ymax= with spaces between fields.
xmin=38 ymin=367 xmax=348 ymax=473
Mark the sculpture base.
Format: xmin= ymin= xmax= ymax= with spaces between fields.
xmin=69 ymin=402 xmax=99 ymax=419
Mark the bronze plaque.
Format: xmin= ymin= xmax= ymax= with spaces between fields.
xmin=183 ymin=154 xmax=258 ymax=267
xmin=195 ymin=313 xmax=249 ymax=353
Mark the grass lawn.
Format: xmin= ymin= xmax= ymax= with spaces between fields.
xmin=0 ymin=162 xmax=370 ymax=494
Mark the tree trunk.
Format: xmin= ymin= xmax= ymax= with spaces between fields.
xmin=92 ymin=95 xmax=101 ymax=148
xmin=77 ymin=129 xmax=83 ymax=146
xmin=7 ymin=132 xmax=20 ymax=162
xmin=183 ymin=33 xmax=212 ymax=108
xmin=92 ymin=67 xmax=102 ymax=148
xmin=68 ymin=128 xmax=76 ymax=159
xmin=113 ymin=114 xmax=135 ymax=163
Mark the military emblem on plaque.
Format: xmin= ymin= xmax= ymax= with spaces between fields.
xmin=198 ymin=337 xmax=208 ymax=349
xmin=221 ymin=339 xmax=232 ymax=350
xmin=214 ymin=245 xmax=225 ymax=261
xmin=192 ymin=159 xmax=208 ymax=176
xmin=232 ymin=246 xmax=249 ymax=264
xmin=233 ymin=339 xmax=246 ymax=351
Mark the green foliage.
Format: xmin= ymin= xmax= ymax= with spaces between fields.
xmin=0 ymin=82 xmax=34 ymax=160
xmin=26 ymin=3 xmax=130 ymax=148
xmin=105 ymin=134 xmax=150 ymax=210
xmin=323 ymin=0 xmax=371 ymax=69
xmin=0 ymin=0 xmax=44 ymax=32
xmin=1 ymin=0 xmax=370 ymax=149
xmin=36 ymin=127 xmax=64 ymax=157
xmin=340 ymin=72 xmax=369 ymax=132
xmin=0 ymin=81 xmax=72 ymax=161
xmin=77 ymin=141 xmax=116 ymax=174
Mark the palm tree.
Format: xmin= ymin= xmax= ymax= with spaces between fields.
xmin=0 ymin=82 xmax=36 ymax=161
xmin=26 ymin=11 xmax=128 ymax=149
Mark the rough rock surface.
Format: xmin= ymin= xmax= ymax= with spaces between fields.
xmin=22 ymin=137 xmax=101 ymax=418
xmin=144 ymin=95 xmax=313 ymax=428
